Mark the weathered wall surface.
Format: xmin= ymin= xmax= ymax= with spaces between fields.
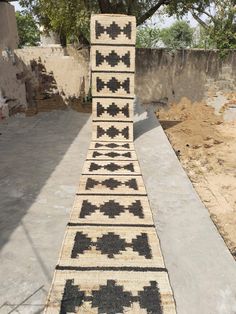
xmin=16 ymin=46 xmax=90 ymax=101
xmin=0 ymin=2 xmax=18 ymax=50
xmin=1 ymin=47 xmax=236 ymax=119
xmin=135 ymin=49 xmax=236 ymax=106
xmin=0 ymin=46 xmax=90 ymax=118
xmin=0 ymin=51 xmax=27 ymax=118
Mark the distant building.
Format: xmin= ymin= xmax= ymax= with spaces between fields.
xmin=0 ymin=1 xmax=19 ymax=50
xmin=39 ymin=26 xmax=61 ymax=47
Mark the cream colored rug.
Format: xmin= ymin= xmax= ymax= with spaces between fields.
xmin=44 ymin=14 xmax=176 ymax=314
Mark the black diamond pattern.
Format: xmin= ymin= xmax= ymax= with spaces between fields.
xmin=96 ymin=50 xmax=130 ymax=67
xmin=97 ymin=102 xmax=129 ymax=118
xmin=97 ymin=126 xmax=129 ymax=139
xmin=71 ymin=231 xmax=152 ymax=259
xmin=97 ymin=77 xmax=130 ymax=93
xmin=138 ymin=281 xmax=163 ymax=313
xmin=60 ymin=280 xmax=163 ymax=314
xmin=79 ymin=199 xmax=144 ymax=219
xmin=95 ymin=21 xmax=132 ymax=39
xmin=92 ymin=151 xmax=131 ymax=158
xmin=88 ymin=162 xmax=134 ymax=173
xmin=96 ymin=232 xmax=127 ymax=258
xmin=60 ymin=280 xmax=85 ymax=314
xmin=92 ymin=280 xmax=132 ymax=313
xmin=85 ymin=178 xmax=138 ymax=191
xmin=71 ymin=232 xmax=91 ymax=257
xmin=132 ymin=233 xmax=152 ymax=259
xmin=95 ymin=143 xmax=130 ymax=149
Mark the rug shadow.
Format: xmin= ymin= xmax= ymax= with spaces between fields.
xmin=134 ymin=99 xmax=161 ymax=140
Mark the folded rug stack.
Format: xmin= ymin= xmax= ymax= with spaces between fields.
xmin=45 ymin=14 xmax=176 ymax=314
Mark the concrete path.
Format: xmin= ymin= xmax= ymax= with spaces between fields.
xmin=0 ymin=110 xmax=91 ymax=313
xmin=134 ymin=100 xmax=236 ymax=314
xmin=1 ymin=104 xmax=236 ymax=313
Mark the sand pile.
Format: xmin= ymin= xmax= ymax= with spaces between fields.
xmin=157 ymin=97 xmax=236 ymax=258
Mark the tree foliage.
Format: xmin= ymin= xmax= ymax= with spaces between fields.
xmin=207 ymin=1 xmax=236 ymax=51
xmin=136 ymin=21 xmax=194 ymax=49
xmin=18 ymin=0 xmax=201 ymax=45
xmin=19 ymin=0 xmax=236 ymax=51
xmin=160 ymin=21 xmax=193 ymax=49
xmin=136 ymin=27 xmax=160 ymax=48
xmin=16 ymin=10 xmax=40 ymax=48
xmin=168 ymin=0 xmax=236 ymax=51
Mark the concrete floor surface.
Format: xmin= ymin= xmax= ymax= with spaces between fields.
xmin=134 ymin=101 xmax=236 ymax=314
xmin=1 ymin=105 xmax=236 ymax=314
xmin=0 ymin=110 xmax=90 ymax=313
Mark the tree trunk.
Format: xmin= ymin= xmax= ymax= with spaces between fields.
xmin=137 ymin=0 xmax=170 ymax=25
xmin=60 ymin=32 xmax=67 ymax=47
xmin=98 ymin=0 xmax=112 ymax=13
xmin=78 ymin=33 xmax=90 ymax=46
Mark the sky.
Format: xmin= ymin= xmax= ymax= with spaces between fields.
xmin=13 ymin=1 xmax=22 ymax=11
xmin=12 ymin=1 xmax=199 ymax=29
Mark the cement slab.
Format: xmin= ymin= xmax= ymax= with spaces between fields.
xmin=1 ymin=104 xmax=236 ymax=314
xmin=0 ymin=110 xmax=91 ymax=313
xmin=134 ymin=100 xmax=236 ymax=314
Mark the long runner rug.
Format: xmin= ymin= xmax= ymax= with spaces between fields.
xmin=45 ymin=14 xmax=176 ymax=314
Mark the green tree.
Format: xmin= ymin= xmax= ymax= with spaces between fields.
xmin=16 ymin=10 xmax=40 ymax=48
xmin=19 ymin=0 xmax=208 ymax=46
xmin=18 ymin=0 xmax=236 ymax=52
xmin=207 ymin=1 xmax=236 ymax=51
xmin=136 ymin=26 xmax=160 ymax=48
xmin=168 ymin=0 xmax=236 ymax=51
xmin=160 ymin=20 xmax=194 ymax=49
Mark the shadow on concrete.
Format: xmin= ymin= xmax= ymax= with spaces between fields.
xmin=0 ymin=110 xmax=90 ymax=252
xmin=4 ymin=285 xmax=45 ymax=314
xmin=21 ymin=221 xmax=51 ymax=281
xmin=159 ymin=120 xmax=182 ymax=130
xmin=134 ymin=99 xmax=161 ymax=140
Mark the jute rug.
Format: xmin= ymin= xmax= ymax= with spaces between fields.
xmin=44 ymin=14 xmax=176 ymax=314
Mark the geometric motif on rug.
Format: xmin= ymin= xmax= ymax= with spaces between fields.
xmin=86 ymin=149 xmax=137 ymax=160
xmin=69 ymin=195 xmax=154 ymax=225
xmin=45 ymin=271 xmax=176 ymax=314
xmin=92 ymin=99 xmax=133 ymax=121
xmin=57 ymin=226 xmax=165 ymax=268
xmin=44 ymin=14 xmax=176 ymax=314
xmin=83 ymin=160 xmax=141 ymax=175
xmin=92 ymin=122 xmax=133 ymax=142
xmin=89 ymin=141 xmax=135 ymax=150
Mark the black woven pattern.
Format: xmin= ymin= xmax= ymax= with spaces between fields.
xmin=95 ymin=21 xmax=132 ymax=40
xmin=60 ymin=279 xmax=163 ymax=314
xmin=92 ymin=151 xmax=131 ymax=158
xmin=97 ymin=77 xmax=130 ymax=94
xmin=85 ymin=177 xmax=138 ymax=191
xmin=97 ymin=125 xmax=129 ymax=139
xmin=96 ymin=102 xmax=129 ymax=118
xmin=88 ymin=162 xmax=135 ymax=173
xmin=79 ymin=199 xmax=144 ymax=218
xmin=71 ymin=231 xmax=152 ymax=259
xmin=96 ymin=50 xmax=130 ymax=67
xmin=95 ymin=143 xmax=130 ymax=149
xmin=45 ymin=14 xmax=175 ymax=314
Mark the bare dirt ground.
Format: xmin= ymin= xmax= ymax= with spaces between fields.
xmin=157 ymin=96 xmax=236 ymax=259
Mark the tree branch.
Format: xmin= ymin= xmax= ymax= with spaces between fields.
xmin=137 ymin=0 xmax=171 ymax=26
xmin=114 ymin=0 xmax=127 ymax=14
xmin=98 ymin=0 xmax=112 ymax=13
xmin=191 ymin=5 xmax=216 ymax=23
xmin=191 ymin=11 xmax=210 ymax=29
xmin=127 ymin=0 xmax=135 ymax=15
